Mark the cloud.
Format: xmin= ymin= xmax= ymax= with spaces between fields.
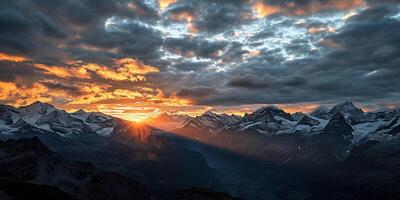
xmin=0 ymin=8 xmax=31 ymax=34
xmin=34 ymin=58 xmax=159 ymax=82
xmin=81 ymin=18 xmax=163 ymax=60
xmin=253 ymin=0 xmax=365 ymax=17
xmin=172 ymin=61 xmax=211 ymax=72
xmin=159 ymin=0 xmax=178 ymax=10
xmin=41 ymin=81 xmax=83 ymax=96
xmin=34 ymin=63 xmax=91 ymax=79
xmin=0 ymin=52 xmax=29 ymax=62
xmin=163 ymin=0 xmax=254 ymax=34
xmin=80 ymin=58 xmax=159 ymax=82
xmin=164 ymin=36 xmax=228 ymax=58
xmin=0 ymin=81 xmax=52 ymax=106
xmin=227 ymin=75 xmax=270 ymax=89
xmin=0 ymin=60 xmax=41 ymax=83
xmin=176 ymin=86 xmax=219 ymax=99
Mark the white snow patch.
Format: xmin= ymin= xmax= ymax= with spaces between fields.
xmin=353 ymin=120 xmax=385 ymax=143
xmin=96 ymin=127 xmax=115 ymax=136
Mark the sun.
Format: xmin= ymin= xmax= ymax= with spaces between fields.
xmin=124 ymin=115 xmax=148 ymax=123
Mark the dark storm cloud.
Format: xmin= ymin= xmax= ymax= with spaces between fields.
xmin=181 ymin=4 xmax=400 ymax=106
xmin=227 ymin=75 xmax=270 ymax=89
xmin=0 ymin=61 xmax=40 ymax=82
xmin=194 ymin=0 xmax=252 ymax=34
xmin=35 ymin=14 xmax=68 ymax=39
xmin=0 ymin=9 xmax=31 ymax=34
xmin=0 ymin=8 xmax=35 ymax=54
xmin=164 ymin=36 xmax=228 ymax=58
xmin=227 ymin=74 xmax=307 ymax=90
xmin=41 ymin=81 xmax=83 ymax=96
xmin=250 ymin=29 xmax=275 ymax=41
xmin=172 ymin=61 xmax=211 ymax=72
xmin=165 ymin=0 xmax=253 ymax=34
xmin=290 ymin=5 xmax=400 ymax=102
xmin=284 ymin=39 xmax=312 ymax=56
xmin=81 ymin=19 xmax=163 ymax=60
xmin=221 ymin=42 xmax=247 ymax=63
xmin=317 ymin=6 xmax=400 ymax=68
xmin=0 ymin=0 xmax=160 ymax=64
xmin=32 ymin=0 xmax=158 ymax=27
xmin=176 ymin=86 xmax=219 ymax=99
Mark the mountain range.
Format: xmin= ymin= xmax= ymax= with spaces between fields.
xmin=0 ymin=101 xmax=400 ymax=200
xmin=148 ymin=101 xmax=400 ymax=144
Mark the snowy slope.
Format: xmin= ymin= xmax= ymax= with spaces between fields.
xmin=0 ymin=101 xmax=115 ymax=136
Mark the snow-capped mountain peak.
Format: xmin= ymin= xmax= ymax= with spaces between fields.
xmin=18 ymin=101 xmax=57 ymax=116
xmin=329 ymin=101 xmax=364 ymax=116
xmin=310 ymin=106 xmax=331 ymax=119
xmin=177 ymin=111 xmax=242 ymax=134
xmin=244 ymin=106 xmax=293 ymax=122
xmin=329 ymin=102 xmax=366 ymax=124
xmin=0 ymin=102 xmax=117 ymax=136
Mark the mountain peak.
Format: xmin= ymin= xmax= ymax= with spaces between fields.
xmin=73 ymin=109 xmax=87 ymax=115
xmin=297 ymin=115 xmax=320 ymax=126
xmin=338 ymin=101 xmax=357 ymax=108
xmin=329 ymin=101 xmax=363 ymax=115
xmin=203 ymin=110 xmax=216 ymax=115
xmin=329 ymin=102 xmax=365 ymax=124
xmin=311 ymin=105 xmax=329 ymax=114
xmin=26 ymin=101 xmax=54 ymax=108
xmin=31 ymin=101 xmax=54 ymax=108
xmin=323 ymin=112 xmax=354 ymax=137
xmin=201 ymin=111 xmax=219 ymax=118
xmin=32 ymin=100 xmax=44 ymax=104
xmin=18 ymin=101 xmax=56 ymax=115
xmin=249 ymin=105 xmax=293 ymax=121
xmin=292 ymin=112 xmax=306 ymax=121
xmin=310 ymin=105 xmax=331 ymax=119
xmin=259 ymin=105 xmax=280 ymax=111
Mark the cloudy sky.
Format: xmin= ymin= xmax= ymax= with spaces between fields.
xmin=0 ymin=0 xmax=399 ymax=121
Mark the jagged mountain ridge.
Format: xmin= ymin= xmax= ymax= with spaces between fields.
xmin=1 ymin=103 xmax=400 ymax=174
xmin=144 ymin=112 xmax=193 ymax=132
xmin=177 ymin=111 xmax=242 ymax=134
xmin=0 ymin=101 xmax=116 ymax=136
xmin=150 ymin=101 xmax=400 ymax=145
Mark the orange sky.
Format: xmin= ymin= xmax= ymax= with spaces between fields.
xmin=253 ymin=0 xmax=365 ymax=17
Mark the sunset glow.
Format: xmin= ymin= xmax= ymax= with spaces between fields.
xmin=159 ymin=0 xmax=177 ymax=10
xmin=0 ymin=53 xmax=29 ymax=62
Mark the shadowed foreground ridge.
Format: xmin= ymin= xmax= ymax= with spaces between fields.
xmin=0 ymin=137 xmax=150 ymax=200
xmin=176 ymin=187 xmax=241 ymax=200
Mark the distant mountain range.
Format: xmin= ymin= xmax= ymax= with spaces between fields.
xmin=148 ymin=101 xmax=400 ymax=145
xmin=1 ymin=101 xmax=400 ymax=200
